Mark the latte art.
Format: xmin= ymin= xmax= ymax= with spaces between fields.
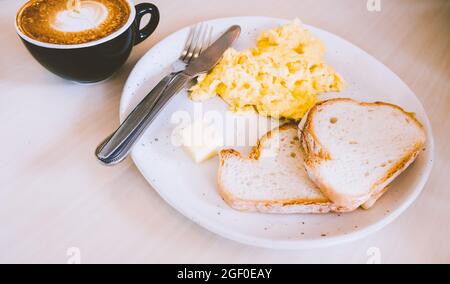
xmin=67 ymin=0 xmax=82 ymax=12
xmin=52 ymin=1 xmax=108 ymax=32
xmin=17 ymin=0 xmax=130 ymax=45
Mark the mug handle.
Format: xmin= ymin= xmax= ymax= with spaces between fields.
xmin=133 ymin=3 xmax=160 ymax=45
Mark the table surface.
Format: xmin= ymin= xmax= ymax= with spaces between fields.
xmin=1 ymin=0 xmax=449 ymax=264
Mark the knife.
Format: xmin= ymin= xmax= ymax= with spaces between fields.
xmin=96 ymin=25 xmax=241 ymax=165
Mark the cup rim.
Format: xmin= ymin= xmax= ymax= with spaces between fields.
xmin=15 ymin=0 xmax=136 ymax=49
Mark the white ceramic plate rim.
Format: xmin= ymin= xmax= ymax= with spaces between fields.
xmin=120 ymin=16 xmax=434 ymax=249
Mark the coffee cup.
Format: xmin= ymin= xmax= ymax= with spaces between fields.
xmin=15 ymin=0 xmax=159 ymax=83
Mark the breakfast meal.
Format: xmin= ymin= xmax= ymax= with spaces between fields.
xmin=189 ymin=19 xmax=344 ymax=120
xmin=11 ymin=0 xmax=431 ymax=247
xmin=218 ymin=98 xmax=426 ymax=213
xmin=16 ymin=0 xmax=130 ymax=44
xmin=182 ymin=21 xmax=428 ymax=214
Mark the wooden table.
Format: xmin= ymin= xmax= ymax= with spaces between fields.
xmin=1 ymin=0 xmax=449 ymax=263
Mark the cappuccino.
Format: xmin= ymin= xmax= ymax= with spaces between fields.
xmin=17 ymin=0 xmax=131 ymax=45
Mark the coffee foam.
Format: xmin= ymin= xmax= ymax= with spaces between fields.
xmin=17 ymin=0 xmax=130 ymax=45
xmin=51 ymin=1 xmax=108 ymax=32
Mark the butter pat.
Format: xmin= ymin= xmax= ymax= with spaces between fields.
xmin=179 ymin=121 xmax=223 ymax=163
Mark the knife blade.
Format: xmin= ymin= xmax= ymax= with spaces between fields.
xmin=96 ymin=25 xmax=241 ymax=165
xmin=184 ymin=25 xmax=241 ymax=76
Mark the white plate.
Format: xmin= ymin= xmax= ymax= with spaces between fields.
xmin=119 ymin=17 xmax=434 ymax=249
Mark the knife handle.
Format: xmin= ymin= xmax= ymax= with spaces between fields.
xmin=142 ymin=72 xmax=192 ymax=128
xmin=95 ymin=72 xmax=176 ymax=164
xmin=95 ymin=71 xmax=192 ymax=165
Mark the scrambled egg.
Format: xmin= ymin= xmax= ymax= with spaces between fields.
xmin=189 ymin=19 xmax=344 ymax=120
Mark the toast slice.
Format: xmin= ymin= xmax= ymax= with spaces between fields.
xmin=300 ymin=98 xmax=426 ymax=209
xmin=218 ymin=124 xmax=349 ymax=214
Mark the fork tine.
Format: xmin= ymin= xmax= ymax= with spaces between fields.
xmin=206 ymin=26 xmax=213 ymax=50
xmin=200 ymin=25 xmax=213 ymax=56
xmin=192 ymin=24 xmax=209 ymax=60
xmin=180 ymin=26 xmax=195 ymax=61
xmin=183 ymin=23 xmax=202 ymax=63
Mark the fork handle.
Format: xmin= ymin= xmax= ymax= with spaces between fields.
xmin=95 ymin=71 xmax=192 ymax=165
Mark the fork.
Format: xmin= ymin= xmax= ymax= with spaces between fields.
xmin=164 ymin=23 xmax=214 ymax=78
xmin=95 ymin=24 xmax=213 ymax=165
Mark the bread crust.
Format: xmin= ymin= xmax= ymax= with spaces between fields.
xmin=301 ymin=98 xmax=426 ymax=209
xmin=361 ymin=145 xmax=422 ymax=209
xmin=218 ymin=124 xmax=352 ymax=214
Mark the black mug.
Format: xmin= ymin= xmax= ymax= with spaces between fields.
xmin=15 ymin=0 xmax=160 ymax=83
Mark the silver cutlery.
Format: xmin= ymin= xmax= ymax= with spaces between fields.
xmin=96 ymin=24 xmax=241 ymax=165
xmin=95 ymin=24 xmax=213 ymax=165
